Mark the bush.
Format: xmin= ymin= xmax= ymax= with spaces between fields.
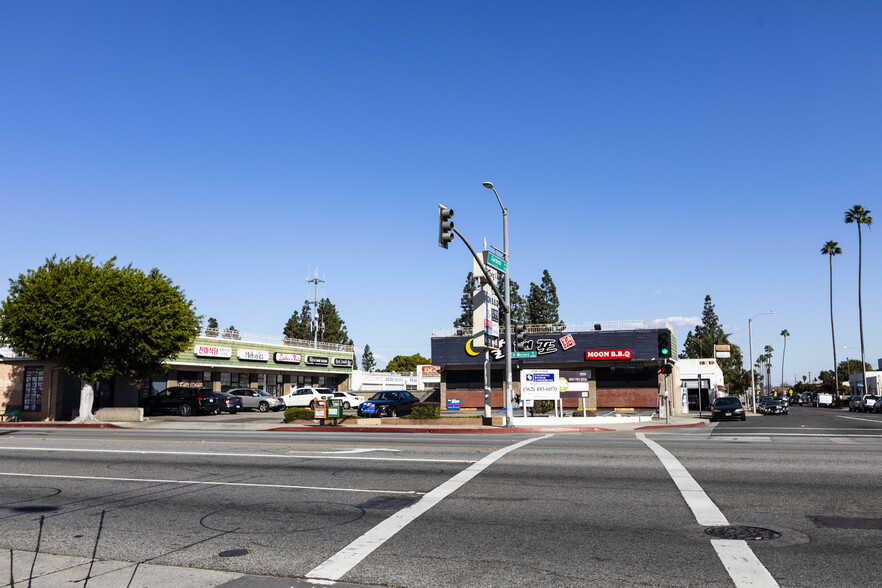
xmin=284 ymin=407 xmax=315 ymax=422
xmin=403 ymin=402 xmax=441 ymax=419
xmin=530 ymin=400 xmax=555 ymax=415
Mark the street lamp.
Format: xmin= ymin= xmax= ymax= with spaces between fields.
xmin=483 ymin=181 xmax=514 ymax=427
xmin=749 ymin=311 xmax=775 ymax=413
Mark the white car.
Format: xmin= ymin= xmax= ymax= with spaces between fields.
xmin=282 ymin=387 xmax=332 ymax=408
xmin=329 ymin=391 xmax=365 ymax=409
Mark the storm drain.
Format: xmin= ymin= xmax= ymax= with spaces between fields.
xmin=217 ymin=549 xmax=250 ymax=558
xmin=704 ymin=525 xmax=781 ymax=541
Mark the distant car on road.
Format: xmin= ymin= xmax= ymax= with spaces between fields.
xmin=761 ymin=399 xmax=788 ymax=415
xmin=141 ymin=387 xmax=219 ymax=417
xmin=857 ymin=395 xmax=878 ymax=413
xmin=225 ymin=388 xmax=285 ymax=412
xmin=357 ymin=390 xmax=420 ymax=418
xmin=709 ymin=396 xmax=746 ymax=422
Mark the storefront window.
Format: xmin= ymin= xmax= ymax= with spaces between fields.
xmin=220 ymin=373 xmax=231 ymax=389
xmin=23 ymin=366 xmax=44 ymax=412
xmin=177 ymin=371 xmax=205 ymax=387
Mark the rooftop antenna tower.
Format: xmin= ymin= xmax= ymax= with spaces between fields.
xmin=306 ymin=267 xmax=325 ymax=348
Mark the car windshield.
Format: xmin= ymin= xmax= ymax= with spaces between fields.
xmin=714 ymin=398 xmax=741 ymax=406
xmin=370 ymin=392 xmax=397 ymax=401
xmin=256 ymin=390 xmax=273 ymax=396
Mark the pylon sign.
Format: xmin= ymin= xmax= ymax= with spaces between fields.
xmin=471 ymin=253 xmax=500 ymax=349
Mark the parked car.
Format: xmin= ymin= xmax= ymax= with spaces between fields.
xmin=857 ymin=394 xmax=878 ymax=413
xmin=761 ymin=399 xmax=788 ymax=415
xmin=848 ymin=396 xmax=862 ymax=411
xmin=224 ymin=388 xmax=285 ymax=412
xmin=140 ymin=386 xmax=219 ymax=416
xmin=329 ymin=391 xmax=364 ymax=409
xmin=357 ymin=390 xmax=420 ymax=418
xmin=709 ymin=396 xmax=746 ymax=422
xmin=281 ymin=387 xmax=332 ymax=408
xmin=214 ymin=391 xmax=243 ymax=414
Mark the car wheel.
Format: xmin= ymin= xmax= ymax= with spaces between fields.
xmin=389 ymin=407 xmax=397 ymax=418
xmin=709 ymin=417 xmax=716 ymax=422
xmin=309 ymin=401 xmax=315 ymax=409
xmin=258 ymin=401 xmax=269 ymax=412
xmin=343 ymin=402 xmax=350 ymax=410
xmin=740 ymin=416 xmax=746 ymax=421
xmin=178 ymin=403 xmax=193 ymax=417
xmin=228 ymin=411 xmax=237 ymax=415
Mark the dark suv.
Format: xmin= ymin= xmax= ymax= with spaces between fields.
xmin=141 ymin=386 xmax=219 ymax=416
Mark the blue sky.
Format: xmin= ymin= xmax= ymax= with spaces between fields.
xmin=2 ymin=1 xmax=881 ymax=383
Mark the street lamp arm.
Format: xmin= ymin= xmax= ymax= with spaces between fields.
xmin=451 ymin=226 xmax=510 ymax=313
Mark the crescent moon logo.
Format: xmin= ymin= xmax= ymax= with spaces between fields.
xmin=465 ymin=337 xmax=480 ymax=357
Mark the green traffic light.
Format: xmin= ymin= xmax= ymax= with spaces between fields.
xmin=661 ymin=348 xmax=669 ymax=355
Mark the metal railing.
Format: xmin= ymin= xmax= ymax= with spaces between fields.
xmin=432 ymin=318 xmax=672 ymax=338
xmin=201 ymin=329 xmax=354 ymax=353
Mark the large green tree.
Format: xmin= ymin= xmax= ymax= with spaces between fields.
xmin=845 ymin=204 xmax=872 ymax=395
xmin=526 ymin=270 xmax=560 ymax=324
xmin=680 ymin=295 xmax=746 ymax=393
xmin=283 ymin=298 xmax=352 ymax=345
xmin=0 ymin=255 xmax=200 ymax=423
xmin=820 ymin=240 xmax=842 ymax=397
xmin=382 ymin=353 xmax=430 ymax=374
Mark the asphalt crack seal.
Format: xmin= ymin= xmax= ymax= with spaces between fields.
xmin=218 ymin=549 xmax=250 ymax=557
xmin=705 ymin=525 xmax=781 ymax=541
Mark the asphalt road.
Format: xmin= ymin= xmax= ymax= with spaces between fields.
xmin=0 ymin=408 xmax=879 ymax=587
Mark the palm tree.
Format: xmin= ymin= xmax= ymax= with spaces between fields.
xmin=845 ymin=205 xmax=872 ymax=395
xmin=820 ymin=240 xmax=842 ymax=400
xmin=763 ymin=345 xmax=774 ymax=394
xmin=780 ymin=329 xmax=790 ymax=391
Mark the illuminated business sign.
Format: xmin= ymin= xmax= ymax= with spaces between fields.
xmin=584 ymin=349 xmax=632 ymax=360
xmin=306 ymin=356 xmax=329 ymax=366
xmin=237 ymin=349 xmax=269 ymax=362
xmin=194 ymin=345 xmax=232 ymax=359
xmin=333 ymin=357 xmax=353 ymax=368
xmin=274 ymin=353 xmax=302 ymax=364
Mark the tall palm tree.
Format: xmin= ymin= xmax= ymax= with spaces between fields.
xmin=780 ymin=329 xmax=790 ymax=391
xmin=821 ymin=240 xmax=842 ymax=399
xmin=845 ymin=205 xmax=872 ymax=395
xmin=763 ymin=345 xmax=774 ymax=394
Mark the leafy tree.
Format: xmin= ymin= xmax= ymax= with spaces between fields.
xmin=779 ymin=329 xmax=789 ymax=389
xmin=821 ymin=240 xmax=842 ymax=397
xmin=283 ymin=298 xmax=352 ymax=345
xmin=526 ymin=270 xmax=560 ymax=324
xmin=0 ymin=256 xmax=200 ymax=423
xmin=361 ymin=344 xmax=376 ymax=372
xmin=453 ymin=272 xmax=477 ymax=329
xmin=283 ymin=301 xmax=313 ymax=341
xmin=206 ymin=317 xmax=219 ymax=336
xmin=679 ymin=295 xmax=746 ymax=393
xmin=845 ymin=204 xmax=872 ymax=395
xmin=509 ymin=279 xmax=528 ymax=324
xmin=382 ymin=353 xmax=430 ymax=374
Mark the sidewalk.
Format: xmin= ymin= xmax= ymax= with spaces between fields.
xmin=1 ymin=548 xmax=370 ymax=588
xmin=0 ymin=413 xmax=709 ymax=433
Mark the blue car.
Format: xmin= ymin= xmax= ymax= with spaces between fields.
xmin=357 ymin=390 xmax=420 ymax=418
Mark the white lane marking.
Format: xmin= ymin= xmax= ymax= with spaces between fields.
xmin=0 ymin=446 xmax=474 ymax=464
xmin=829 ymin=437 xmax=857 ymax=444
xmin=711 ymin=540 xmax=779 ymax=587
xmin=637 ymin=433 xmax=778 ymax=588
xmin=0 ymin=472 xmax=422 ymax=495
xmin=319 ymin=448 xmax=400 ymax=454
xmin=307 ymin=434 xmax=553 ymax=581
xmin=636 ymin=433 xmax=727 ymax=526
xmin=837 ymin=415 xmax=882 ymax=425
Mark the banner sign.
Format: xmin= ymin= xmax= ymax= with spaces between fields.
xmin=520 ymin=369 xmax=560 ymax=400
xmin=274 ymin=353 xmax=302 ymax=364
xmin=237 ymin=349 xmax=269 ymax=362
xmin=194 ymin=345 xmax=232 ymax=359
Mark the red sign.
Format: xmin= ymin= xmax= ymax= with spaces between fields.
xmin=559 ymin=334 xmax=576 ymax=350
xmin=584 ymin=349 xmax=632 ymax=360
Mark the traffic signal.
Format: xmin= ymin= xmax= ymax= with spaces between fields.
xmin=438 ymin=204 xmax=454 ymax=248
xmin=659 ymin=363 xmax=673 ymax=375
xmin=657 ymin=330 xmax=671 ymax=359
xmin=514 ymin=323 xmax=527 ymax=351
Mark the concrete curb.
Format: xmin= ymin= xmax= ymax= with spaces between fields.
xmin=268 ymin=425 xmax=617 ymax=433
xmin=0 ymin=422 xmax=123 ymax=428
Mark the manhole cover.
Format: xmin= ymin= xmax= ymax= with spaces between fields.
xmin=217 ymin=549 xmax=250 ymax=558
xmin=704 ymin=525 xmax=781 ymax=540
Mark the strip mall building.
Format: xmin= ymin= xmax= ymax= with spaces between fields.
xmin=0 ymin=330 xmax=355 ymax=421
xmin=431 ymin=320 xmax=684 ymax=413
